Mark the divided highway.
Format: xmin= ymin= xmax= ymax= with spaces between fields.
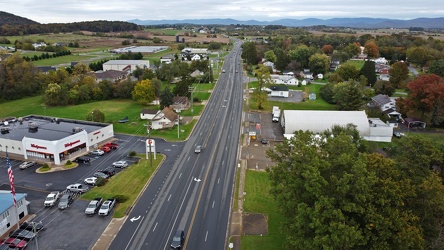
xmin=109 ymin=41 xmax=244 ymax=250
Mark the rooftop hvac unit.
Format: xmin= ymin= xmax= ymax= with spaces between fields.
xmin=72 ymin=127 xmax=83 ymax=134
xmin=1 ymin=127 xmax=9 ymax=134
xmin=28 ymin=122 xmax=38 ymax=133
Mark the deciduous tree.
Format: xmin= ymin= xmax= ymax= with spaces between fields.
xmin=364 ymin=41 xmax=379 ymax=58
xmin=373 ymin=80 xmax=395 ymax=96
xmin=429 ymin=59 xmax=444 ymax=77
xmin=389 ymin=61 xmax=409 ymax=88
xmin=132 ymin=79 xmax=155 ymax=105
xmin=336 ymin=62 xmax=360 ymax=81
xmin=252 ymin=65 xmax=272 ymax=109
xmin=334 ymin=81 xmax=366 ymax=110
xmin=321 ymin=44 xmax=333 ymax=55
xmin=264 ymin=50 xmax=277 ymax=63
xmin=308 ymin=53 xmax=330 ymax=75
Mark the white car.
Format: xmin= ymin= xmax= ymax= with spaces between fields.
xmin=84 ymin=177 xmax=98 ymax=185
xmin=112 ymin=160 xmax=128 ymax=168
xmin=91 ymin=149 xmax=105 ymax=156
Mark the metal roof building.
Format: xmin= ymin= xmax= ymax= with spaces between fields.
xmin=281 ymin=110 xmax=393 ymax=142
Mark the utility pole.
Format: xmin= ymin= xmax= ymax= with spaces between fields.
xmin=188 ymin=86 xmax=195 ymax=115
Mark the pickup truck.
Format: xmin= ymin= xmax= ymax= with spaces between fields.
xmin=85 ymin=198 xmax=103 ymax=216
xmin=98 ymin=199 xmax=116 ymax=216
xmin=44 ymin=191 xmax=60 ymax=207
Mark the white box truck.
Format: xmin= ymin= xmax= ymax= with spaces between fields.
xmin=272 ymin=106 xmax=280 ymax=122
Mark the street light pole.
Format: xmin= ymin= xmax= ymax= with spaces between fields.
xmin=177 ymin=113 xmax=180 ymax=139
xmin=188 ymin=86 xmax=195 ymax=115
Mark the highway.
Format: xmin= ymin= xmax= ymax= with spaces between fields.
xmin=109 ymin=41 xmax=244 ymax=250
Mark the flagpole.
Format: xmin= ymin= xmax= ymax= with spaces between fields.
xmin=6 ymin=148 xmax=20 ymax=231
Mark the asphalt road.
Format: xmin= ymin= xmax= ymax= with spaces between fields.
xmin=109 ymin=41 xmax=244 ymax=250
xmin=0 ymin=134 xmax=184 ymax=250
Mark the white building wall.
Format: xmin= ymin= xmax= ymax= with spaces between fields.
xmin=87 ymin=124 xmax=114 ymax=150
xmin=0 ymin=194 xmax=28 ymax=236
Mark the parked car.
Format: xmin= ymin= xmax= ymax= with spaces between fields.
xmin=58 ymin=193 xmax=73 ymax=210
xmin=9 ymin=229 xmax=35 ymax=240
xmin=170 ymin=230 xmax=185 ymax=249
xmin=112 ymin=160 xmax=128 ymax=168
xmin=98 ymin=199 xmax=116 ymax=216
xmin=100 ymin=146 xmax=111 ymax=153
xmin=85 ymin=198 xmax=103 ymax=215
xmin=91 ymin=149 xmax=105 ymax=156
xmin=118 ymin=116 xmax=129 ymax=123
xmin=93 ymin=172 xmax=109 ymax=179
xmin=75 ymin=156 xmax=91 ymax=163
xmin=19 ymin=161 xmax=36 ymax=170
xmin=84 ymin=177 xmax=98 ymax=185
xmin=99 ymin=167 xmax=116 ymax=177
xmin=393 ymin=131 xmax=405 ymax=138
xmin=66 ymin=183 xmax=89 ymax=193
xmin=194 ymin=145 xmax=202 ymax=154
xmin=44 ymin=191 xmax=60 ymax=207
xmin=0 ymin=237 xmax=28 ymax=249
xmin=20 ymin=221 xmax=44 ymax=232
xmin=261 ymin=139 xmax=268 ymax=144
xmin=103 ymin=142 xmax=118 ymax=149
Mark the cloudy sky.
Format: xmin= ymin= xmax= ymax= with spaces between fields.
xmin=2 ymin=0 xmax=444 ymax=23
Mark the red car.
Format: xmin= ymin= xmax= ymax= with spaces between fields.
xmin=100 ymin=146 xmax=111 ymax=153
xmin=1 ymin=237 xmax=28 ymax=249
xmin=103 ymin=142 xmax=118 ymax=149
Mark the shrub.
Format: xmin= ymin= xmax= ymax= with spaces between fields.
xmin=96 ymin=177 xmax=107 ymax=187
xmin=66 ymin=160 xmax=72 ymax=165
xmin=113 ymin=194 xmax=129 ymax=203
xmin=40 ymin=164 xmax=50 ymax=172
xmin=128 ymin=151 xmax=137 ymax=157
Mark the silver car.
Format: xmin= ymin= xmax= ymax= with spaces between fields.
xmin=19 ymin=161 xmax=36 ymax=170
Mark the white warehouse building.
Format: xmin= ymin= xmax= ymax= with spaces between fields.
xmin=102 ymin=60 xmax=150 ymax=73
xmin=281 ymin=110 xmax=393 ymax=142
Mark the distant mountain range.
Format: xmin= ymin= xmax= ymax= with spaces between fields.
xmin=128 ymin=17 xmax=444 ymax=29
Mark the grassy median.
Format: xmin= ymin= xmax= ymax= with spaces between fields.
xmin=82 ymin=154 xmax=164 ymax=218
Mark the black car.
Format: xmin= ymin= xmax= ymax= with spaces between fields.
xmin=19 ymin=221 xmax=44 ymax=232
xmin=261 ymin=139 xmax=268 ymax=144
xmin=75 ymin=156 xmax=91 ymax=163
xmin=9 ymin=229 xmax=36 ymax=240
xmin=170 ymin=230 xmax=184 ymax=249
xmin=99 ymin=167 xmax=116 ymax=177
xmin=94 ymin=172 xmax=109 ymax=179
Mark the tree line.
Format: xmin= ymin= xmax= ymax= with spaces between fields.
xmin=267 ymin=125 xmax=444 ymax=249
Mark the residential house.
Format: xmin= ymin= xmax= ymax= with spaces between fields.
xmin=330 ymin=60 xmax=340 ymax=71
xmin=190 ymin=70 xmax=204 ymax=78
xmin=151 ymin=107 xmax=179 ymax=130
xmin=0 ymin=192 xmax=29 ymax=237
xmin=269 ymin=85 xmax=289 ymax=98
xmin=191 ymin=54 xmax=201 ymax=61
xmin=93 ymin=70 xmax=128 ymax=83
xmin=372 ymin=94 xmax=396 ymax=112
xmin=371 ymin=57 xmax=388 ymax=64
xmin=160 ymin=56 xmax=174 ymax=64
xmin=35 ymin=66 xmax=57 ymax=74
xmin=263 ymin=61 xmax=275 ymax=72
xmin=32 ymin=42 xmax=46 ymax=49
xmin=270 ymin=74 xmax=299 ymax=86
xmin=172 ymin=96 xmax=191 ymax=111
xmin=140 ymin=109 xmax=161 ymax=120
xmin=303 ymin=69 xmax=313 ymax=80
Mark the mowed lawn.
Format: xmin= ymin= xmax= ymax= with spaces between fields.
xmin=82 ymin=154 xmax=164 ymax=218
xmin=241 ymin=170 xmax=286 ymax=250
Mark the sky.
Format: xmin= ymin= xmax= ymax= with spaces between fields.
xmin=2 ymin=0 xmax=444 ymax=24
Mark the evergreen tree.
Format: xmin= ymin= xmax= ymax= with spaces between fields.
xmin=360 ymin=60 xmax=377 ymax=86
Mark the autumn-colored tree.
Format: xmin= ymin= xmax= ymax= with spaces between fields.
xmin=132 ymin=79 xmax=155 ymax=105
xmin=343 ymin=43 xmax=361 ymax=58
xmin=389 ymin=61 xmax=409 ymax=88
xmin=252 ymin=65 xmax=272 ymax=109
xmin=321 ymin=44 xmax=333 ymax=55
xmin=364 ymin=41 xmax=379 ymax=58
xmin=397 ymin=74 xmax=444 ymax=126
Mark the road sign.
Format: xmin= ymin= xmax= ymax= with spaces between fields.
xmin=256 ymin=123 xmax=261 ymax=130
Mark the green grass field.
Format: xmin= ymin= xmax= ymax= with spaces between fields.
xmin=82 ymin=154 xmax=164 ymax=218
xmin=241 ymin=170 xmax=286 ymax=250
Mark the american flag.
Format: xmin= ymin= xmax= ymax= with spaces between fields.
xmin=6 ymin=150 xmax=17 ymax=207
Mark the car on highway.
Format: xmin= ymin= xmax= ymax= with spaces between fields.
xmin=9 ymin=229 xmax=35 ymax=241
xmin=93 ymin=172 xmax=109 ymax=179
xmin=19 ymin=161 xmax=36 ymax=170
xmin=170 ymin=230 xmax=185 ymax=249
xmin=75 ymin=156 xmax=91 ymax=163
xmin=84 ymin=177 xmax=98 ymax=185
xmin=58 ymin=193 xmax=73 ymax=210
xmin=0 ymin=237 xmax=28 ymax=249
xmin=194 ymin=145 xmax=202 ymax=154
xmin=222 ymin=69 xmax=225 ymax=73
xmin=20 ymin=221 xmax=45 ymax=232
xmin=66 ymin=183 xmax=89 ymax=193
xmin=91 ymin=149 xmax=105 ymax=156
xmin=112 ymin=160 xmax=128 ymax=168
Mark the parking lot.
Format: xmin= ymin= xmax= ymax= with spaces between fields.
xmin=0 ymin=137 xmax=140 ymax=249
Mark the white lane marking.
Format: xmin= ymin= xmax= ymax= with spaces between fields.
xmin=218 ymin=178 xmax=220 ymax=184
xmin=205 ymin=231 xmax=208 ymax=241
xmin=179 ymin=173 xmax=182 ymax=178
xmin=187 ymin=157 xmax=190 ymax=161
xmin=153 ymin=222 xmax=158 ymax=232
xmin=212 ymin=201 xmax=215 ymax=208
xmin=124 ymin=216 xmax=145 ymax=250
xmin=168 ymin=194 xmax=171 ymax=201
